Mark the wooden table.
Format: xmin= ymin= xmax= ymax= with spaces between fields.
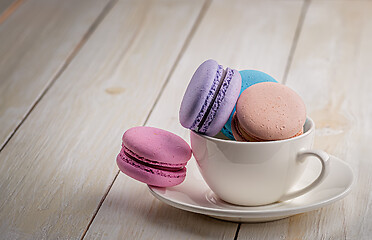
xmin=0 ymin=0 xmax=371 ymax=239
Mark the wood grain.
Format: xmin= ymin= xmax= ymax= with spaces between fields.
xmin=0 ymin=0 xmax=204 ymax=238
xmin=85 ymin=0 xmax=304 ymax=239
xmin=0 ymin=0 xmax=22 ymax=24
xmin=0 ymin=0 xmax=112 ymax=150
xmin=238 ymin=0 xmax=372 ymax=239
xmin=0 ymin=0 xmax=16 ymax=14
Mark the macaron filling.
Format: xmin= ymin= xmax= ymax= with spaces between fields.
xmin=190 ymin=65 xmax=235 ymax=134
xmin=122 ymin=146 xmax=186 ymax=172
xmin=199 ymin=68 xmax=234 ymax=133
xmin=117 ymin=152 xmax=186 ymax=180
xmin=190 ymin=64 xmax=224 ymax=132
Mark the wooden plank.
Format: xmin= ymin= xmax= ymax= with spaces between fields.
xmin=238 ymin=0 xmax=372 ymax=239
xmin=85 ymin=0 xmax=304 ymax=239
xmin=0 ymin=0 xmax=111 ymax=150
xmin=0 ymin=0 xmax=204 ymax=239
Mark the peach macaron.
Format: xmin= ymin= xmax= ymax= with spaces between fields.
xmin=231 ymin=82 xmax=306 ymax=141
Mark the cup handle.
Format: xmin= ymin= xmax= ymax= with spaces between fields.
xmin=279 ymin=149 xmax=330 ymax=202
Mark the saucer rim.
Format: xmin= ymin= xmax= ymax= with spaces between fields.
xmin=148 ymin=155 xmax=354 ymax=218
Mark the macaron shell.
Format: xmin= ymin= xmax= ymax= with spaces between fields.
xmin=203 ymin=68 xmax=241 ymax=136
xmin=123 ymin=126 xmax=192 ymax=165
xmin=232 ymin=112 xmax=305 ymax=142
xmin=236 ymin=82 xmax=306 ymax=141
xmin=221 ymin=70 xmax=277 ymax=140
xmin=232 ymin=112 xmax=304 ymax=141
xmin=117 ymin=150 xmax=186 ymax=187
xmin=179 ymin=59 xmax=220 ymax=130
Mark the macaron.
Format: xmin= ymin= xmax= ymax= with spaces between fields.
xmin=231 ymin=82 xmax=306 ymax=141
xmin=179 ymin=59 xmax=241 ymax=136
xmin=221 ymin=70 xmax=277 ymax=140
xmin=116 ymin=126 xmax=192 ymax=187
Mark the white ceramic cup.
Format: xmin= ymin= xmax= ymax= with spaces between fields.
xmin=190 ymin=117 xmax=330 ymax=206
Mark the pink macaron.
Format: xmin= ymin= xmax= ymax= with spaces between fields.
xmin=117 ymin=126 xmax=192 ymax=187
xmin=231 ymin=82 xmax=306 ymax=141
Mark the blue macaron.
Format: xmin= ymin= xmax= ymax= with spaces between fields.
xmin=221 ymin=70 xmax=278 ymax=140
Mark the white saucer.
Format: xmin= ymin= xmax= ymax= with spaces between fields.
xmin=149 ymin=155 xmax=354 ymax=222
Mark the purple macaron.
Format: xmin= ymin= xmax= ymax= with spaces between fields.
xmin=117 ymin=126 xmax=192 ymax=187
xmin=179 ymin=59 xmax=242 ymax=136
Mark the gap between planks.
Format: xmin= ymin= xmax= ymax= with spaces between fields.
xmin=0 ymin=0 xmax=118 ymax=153
xmin=234 ymin=223 xmax=241 ymax=240
xmin=282 ymin=0 xmax=310 ymax=85
xmin=79 ymin=0 xmax=213 ymax=239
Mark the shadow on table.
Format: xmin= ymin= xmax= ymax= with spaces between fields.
xmin=92 ymin=181 xmax=238 ymax=239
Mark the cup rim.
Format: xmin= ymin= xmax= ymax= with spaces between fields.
xmin=191 ymin=116 xmax=314 ymax=145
